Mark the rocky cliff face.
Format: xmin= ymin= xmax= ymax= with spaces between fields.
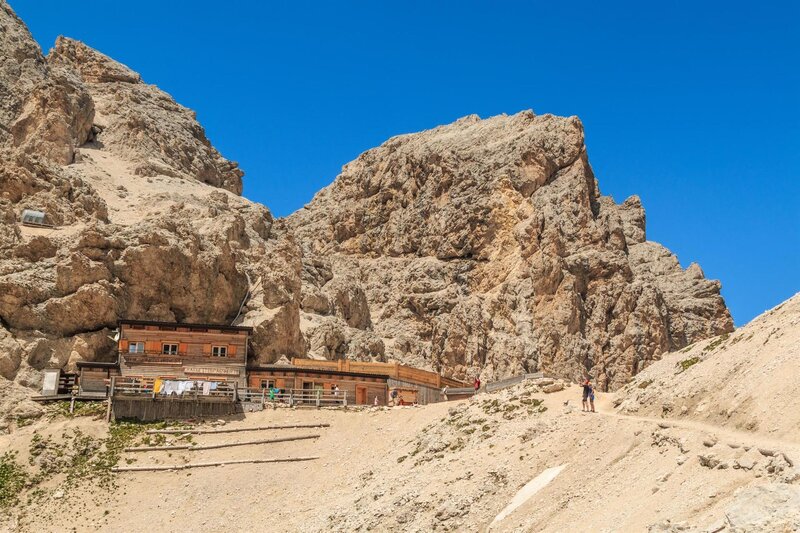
xmin=289 ymin=113 xmax=733 ymax=389
xmin=0 ymin=1 xmax=302 ymax=420
xmin=0 ymin=0 xmax=732 ymax=419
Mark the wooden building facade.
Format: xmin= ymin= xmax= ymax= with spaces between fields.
xmin=77 ymin=361 xmax=121 ymax=397
xmin=288 ymin=358 xmax=468 ymax=405
xmin=118 ymin=319 xmax=252 ymax=387
xmin=247 ymin=365 xmax=389 ymax=406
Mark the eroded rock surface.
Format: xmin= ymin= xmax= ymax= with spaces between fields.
xmin=0 ymin=1 xmax=301 ymax=412
xmin=289 ymin=112 xmax=733 ymax=387
xmin=0 ymin=0 xmax=732 ymax=421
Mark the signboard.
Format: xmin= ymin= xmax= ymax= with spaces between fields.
xmin=41 ymin=369 xmax=60 ymax=396
xmin=184 ymin=366 xmax=240 ymax=376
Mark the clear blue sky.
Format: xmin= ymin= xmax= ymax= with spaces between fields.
xmin=15 ymin=1 xmax=799 ymax=326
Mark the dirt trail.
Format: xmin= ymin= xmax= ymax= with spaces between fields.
xmin=590 ymin=390 xmax=800 ymax=456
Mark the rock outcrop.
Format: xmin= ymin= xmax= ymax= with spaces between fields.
xmin=0 ymin=0 xmax=302 ymax=405
xmin=0 ymin=2 xmax=93 ymax=164
xmin=289 ymin=113 xmax=733 ymax=388
xmin=49 ymin=37 xmax=244 ymax=194
xmin=0 ymin=0 xmax=732 ymax=415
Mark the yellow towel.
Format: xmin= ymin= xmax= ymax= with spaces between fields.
xmin=154 ymin=379 xmax=163 ymax=393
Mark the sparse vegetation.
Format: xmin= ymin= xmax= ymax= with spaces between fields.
xmin=46 ymin=401 xmax=107 ymax=419
xmin=677 ymin=356 xmax=700 ymax=373
xmin=702 ymin=333 xmax=730 ymax=353
xmin=0 ymin=452 xmax=27 ymax=508
xmin=8 ymin=419 xmax=185 ymax=513
xmin=638 ymin=379 xmax=654 ymax=389
xmin=15 ymin=416 xmax=37 ymax=427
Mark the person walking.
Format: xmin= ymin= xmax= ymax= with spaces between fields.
xmin=473 ymin=376 xmax=481 ymax=394
xmin=581 ymin=379 xmax=595 ymax=412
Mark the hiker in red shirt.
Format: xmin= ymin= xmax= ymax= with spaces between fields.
xmin=473 ymin=376 xmax=481 ymax=393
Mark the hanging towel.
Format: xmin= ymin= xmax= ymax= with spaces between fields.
xmin=202 ymin=382 xmax=211 ymax=395
xmin=153 ymin=379 xmax=163 ymax=394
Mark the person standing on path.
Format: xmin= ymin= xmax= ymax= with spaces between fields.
xmin=473 ymin=376 xmax=481 ymax=394
xmin=582 ymin=379 xmax=595 ymax=412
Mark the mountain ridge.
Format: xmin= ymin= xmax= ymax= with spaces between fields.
xmin=0 ymin=0 xmax=731 ymax=420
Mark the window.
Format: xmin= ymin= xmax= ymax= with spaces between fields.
xmin=162 ymin=343 xmax=178 ymax=355
xmin=128 ymin=342 xmax=145 ymax=353
xmin=212 ymin=346 xmax=227 ymax=357
xmin=260 ymin=380 xmax=275 ymax=389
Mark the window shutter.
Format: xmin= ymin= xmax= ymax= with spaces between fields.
xmin=178 ymin=343 xmax=188 ymax=356
xmin=228 ymin=345 xmax=237 ymax=358
xmin=119 ymin=340 xmax=129 ymax=352
xmin=203 ymin=344 xmax=211 ymax=356
xmin=146 ymin=341 xmax=159 ymax=353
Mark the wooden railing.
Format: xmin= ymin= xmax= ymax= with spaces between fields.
xmin=121 ymin=351 xmax=238 ymax=362
xmin=239 ymin=387 xmax=348 ymax=408
xmin=111 ymin=376 xmax=238 ymax=400
xmin=443 ymin=372 xmax=549 ymax=397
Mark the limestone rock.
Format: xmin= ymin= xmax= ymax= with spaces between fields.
xmin=0 ymin=0 xmax=734 ymax=417
xmin=0 ymin=1 xmax=302 ymax=412
xmin=49 ymin=37 xmax=244 ymax=194
xmin=723 ymin=483 xmax=800 ymax=532
xmin=0 ymin=3 xmax=94 ymax=164
xmin=289 ymin=111 xmax=733 ymax=387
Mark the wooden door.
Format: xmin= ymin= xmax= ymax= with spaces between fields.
xmin=356 ymin=386 xmax=367 ymax=405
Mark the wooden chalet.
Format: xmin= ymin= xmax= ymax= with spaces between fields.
xmin=248 ymin=358 xmax=469 ymax=406
xmin=36 ymin=318 xmax=470 ymax=420
xmin=118 ymin=319 xmax=252 ymax=387
xmin=247 ymin=365 xmax=389 ymax=406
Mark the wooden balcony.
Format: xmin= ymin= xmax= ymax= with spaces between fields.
xmin=120 ymin=350 xmax=240 ymax=364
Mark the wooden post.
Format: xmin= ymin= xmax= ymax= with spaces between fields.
xmin=69 ymin=395 xmax=75 ymax=414
xmin=343 ymin=391 xmax=348 ymax=407
xmin=233 ymin=382 xmax=238 ymax=402
xmin=105 ymin=376 xmax=116 ymax=423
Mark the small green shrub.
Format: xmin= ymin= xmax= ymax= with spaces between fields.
xmin=15 ymin=416 xmax=36 ymax=427
xmin=678 ymin=357 xmax=700 ymax=373
xmin=638 ymin=379 xmax=654 ymax=389
xmin=702 ymin=333 xmax=730 ymax=353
